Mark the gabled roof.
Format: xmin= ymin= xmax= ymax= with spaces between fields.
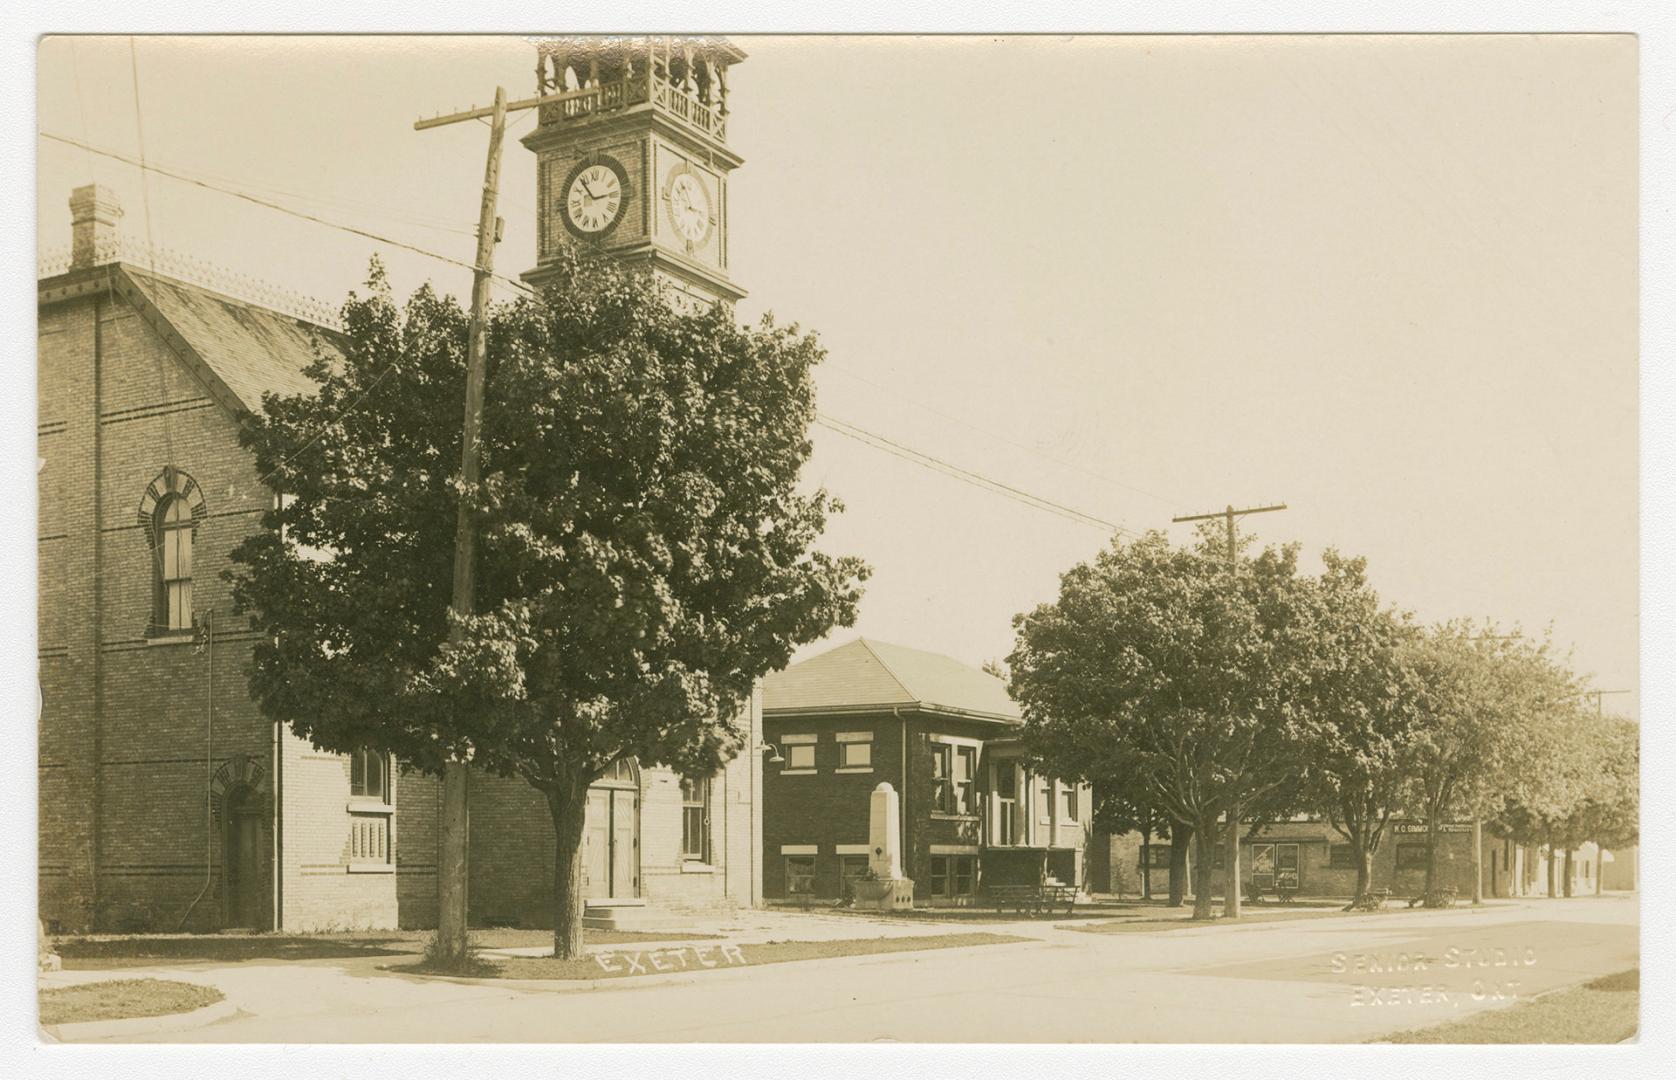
xmin=39 ymin=262 xmax=340 ymax=418
xmin=124 ymin=266 xmax=335 ymax=412
xmin=763 ymin=638 xmax=1022 ymax=724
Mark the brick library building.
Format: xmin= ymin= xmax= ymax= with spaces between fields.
xmin=760 ymin=639 xmax=1091 ymax=906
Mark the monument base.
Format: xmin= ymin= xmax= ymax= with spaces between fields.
xmin=852 ymin=878 xmax=915 ymax=911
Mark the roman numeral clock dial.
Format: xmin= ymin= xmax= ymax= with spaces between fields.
xmin=561 ymin=158 xmax=629 ymax=239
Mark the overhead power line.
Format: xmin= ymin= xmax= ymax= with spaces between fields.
xmin=817 ymin=413 xmax=1133 ymax=536
xmin=42 ymin=129 xmax=1139 ymax=542
xmin=39 ymin=129 xmax=537 ymax=299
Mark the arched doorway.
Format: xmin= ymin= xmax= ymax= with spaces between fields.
xmin=221 ymin=784 xmax=266 ymax=929
xmin=583 ymin=758 xmax=639 ymax=899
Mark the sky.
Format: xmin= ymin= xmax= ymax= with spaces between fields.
xmin=34 ymin=34 xmax=1639 ymax=716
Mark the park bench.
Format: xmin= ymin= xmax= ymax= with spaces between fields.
xmin=985 ymin=882 xmax=1080 ymax=918
xmin=1246 ymin=882 xmax=1299 ymax=905
xmin=1407 ymin=885 xmax=1458 ymax=909
xmin=1347 ymin=888 xmax=1390 ymax=911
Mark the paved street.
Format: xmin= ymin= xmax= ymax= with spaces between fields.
xmin=52 ymin=894 xmax=1637 ymax=1043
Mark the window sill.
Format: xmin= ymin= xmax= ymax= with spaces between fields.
xmin=930 ymin=812 xmax=979 ymax=822
xmin=835 ymin=766 xmax=874 ymax=774
xmin=779 ymin=769 xmax=817 ymax=776
xmin=347 ymin=863 xmax=394 ymax=874
xmin=347 ymin=800 xmax=394 ymax=815
xmin=145 ymin=632 xmax=196 ymax=647
xmin=680 ymin=861 xmax=717 ymax=874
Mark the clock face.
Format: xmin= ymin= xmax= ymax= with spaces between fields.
xmin=667 ymin=172 xmax=712 ymax=244
xmin=562 ymin=160 xmax=627 ymax=237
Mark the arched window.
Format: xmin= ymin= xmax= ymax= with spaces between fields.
xmin=680 ymin=775 xmax=711 ymax=863
xmin=156 ymin=494 xmax=194 ymax=631
xmin=350 ymin=747 xmax=390 ymax=803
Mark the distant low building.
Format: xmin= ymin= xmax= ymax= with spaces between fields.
xmin=761 ymin=638 xmax=1089 ymax=906
xmin=1089 ymin=816 xmax=1628 ymax=901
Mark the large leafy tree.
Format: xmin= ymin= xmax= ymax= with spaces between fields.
xmin=228 ymin=251 xmax=868 ymax=957
xmin=1009 ymin=530 xmax=1316 ymax=920
xmin=1405 ymin=625 xmax=1583 ymax=901
xmin=1293 ymin=553 xmax=1423 ymax=907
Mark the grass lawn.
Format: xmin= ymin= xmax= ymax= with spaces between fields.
xmin=40 ymin=978 xmax=224 ymax=1026
xmin=405 ymin=931 xmax=1033 ymax=981
xmin=1378 ymin=969 xmax=1638 ymax=1043
xmin=54 ymin=926 xmax=719 ymax=969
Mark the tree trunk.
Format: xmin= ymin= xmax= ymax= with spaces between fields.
xmin=1350 ymin=844 xmax=1373 ymax=909
xmin=1563 ymin=847 xmax=1574 ymax=898
xmin=1595 ymin=843 xmax=1603 ymax=896
xmin=1141 ymin=831 xmax=1152 ymax=901
xmin=1545 ymin=842 xmax=1556 ymax=898
xmin=1190 ymin=824 xmax=1216 ymax=920
xmin=1424 ymin=813 xmax=1439 ymax=899
xmin=1168 ymin=825 xmax=1191 ymax=907
xmin=1223 ymin=809 xmax=1242 ymax=920
xmin=545 ymin=781 xmax=591 ymax=959
xmin=1471 ymin=816 xmax=1483 ymax=906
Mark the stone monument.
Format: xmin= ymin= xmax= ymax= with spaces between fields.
xmin=853 ymin=782 xmax=914 ymax=910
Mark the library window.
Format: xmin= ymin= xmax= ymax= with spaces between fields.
xmin=785 ymin=855 xmax=815 ymax=895
xmin=929 ymin=855 xmax=976 ymax=899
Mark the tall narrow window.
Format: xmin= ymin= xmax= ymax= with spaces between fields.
xmin=931 ymin=744 xmax=953 ymax=812
xmin=157 ymin=495 xmax=193 ymax=631
xmin=954 ymin=746 xmax=976 ymax=815
xmin=681 ymin=775 xmax=710 ymax=862
xmin=350 ymin=748 xmax=390 ymax=803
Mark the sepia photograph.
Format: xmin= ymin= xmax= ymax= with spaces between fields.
xmin=10 ymin=12 xmax=1665 ymax=1069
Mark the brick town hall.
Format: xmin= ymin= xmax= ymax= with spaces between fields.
xmin=36 ymin=38 xmax=764 ymax=933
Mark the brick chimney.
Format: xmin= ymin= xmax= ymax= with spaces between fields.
xmin=69 ymin=184 xmax=123 ymax=270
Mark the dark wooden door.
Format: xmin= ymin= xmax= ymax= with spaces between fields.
xmin=223 ymin=789 xmax=266 ymax=928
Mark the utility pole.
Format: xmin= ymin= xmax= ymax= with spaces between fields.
xmin=1170 ymin=502 xmax=1286 ymax=919
xmin=412 ymin=73 xmax=643 ymax=963
xmin=419 ymin=86 xmax=508 ymax=964
xmin=1584 ymin=689 xmax=1630 ymax=719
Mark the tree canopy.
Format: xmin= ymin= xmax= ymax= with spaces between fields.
xmin=1008 ymin=528 xmax=1320 ymax=918
xmin=228 ymin=251 xmax=868 ymax=953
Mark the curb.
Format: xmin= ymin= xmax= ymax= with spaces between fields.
xmin=40 ymin=996 xmax=236 ymax=1043
xmin=387 ymin=934 xmax=1045 ymax=994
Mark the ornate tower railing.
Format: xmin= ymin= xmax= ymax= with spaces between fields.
xmin=534 ymin=36 xmax=734 ymax=144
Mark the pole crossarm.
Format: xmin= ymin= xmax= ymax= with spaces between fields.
xmin=414 ymin=84 xmax=595 ymax=130
xmin=1171 ymin=503 xmax=1288 ymax=524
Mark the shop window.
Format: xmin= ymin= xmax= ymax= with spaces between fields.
xmin=1395 ymin=843 xmax=1429 ymax=873
xmin=1329 ymin=844 xmax=1356 ymax=869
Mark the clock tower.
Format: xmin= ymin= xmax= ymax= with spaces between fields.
xmin=523 ymin=37 xmax=746 ymax=312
